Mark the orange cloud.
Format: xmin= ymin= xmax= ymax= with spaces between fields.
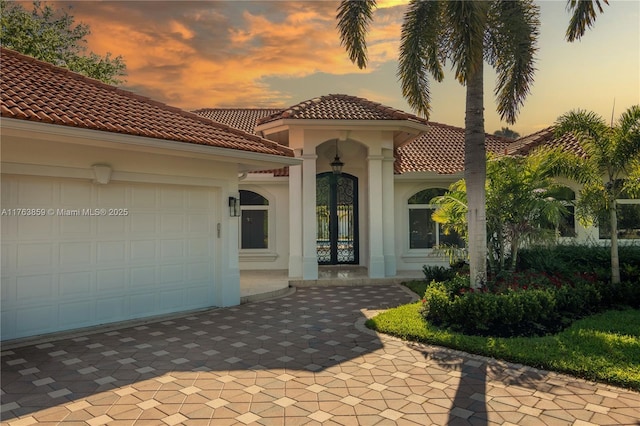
xmin=56 ymin=1 xmax=405 ymax=110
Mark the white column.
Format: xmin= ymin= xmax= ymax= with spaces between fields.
xmin=382 ymin=149 xmax=397 ymax=276
xmin=302 ymin=152 xmax=318 ymax=279
xmin=368 ymin=154 xmax=385 ymax=278
xmin=288 ymin=149 xmax=303 ymax=278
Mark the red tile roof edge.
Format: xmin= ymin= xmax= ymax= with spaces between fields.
xmin=256 ymin=93 xmax=429 ymax=125
xmin=1 ymin=48 xmax=294 ymax=158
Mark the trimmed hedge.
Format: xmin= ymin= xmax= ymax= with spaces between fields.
xmin=420 ymin=244 xmax=640 ymax=337
xmin=421 ymin=271 xmax=627 ymax=337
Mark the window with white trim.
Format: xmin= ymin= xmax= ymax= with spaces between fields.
xmin=239 ymin=190 xmax=269 ymax=249
xmin=408 ymin=188 xmax=464 ymax=249
xmin=546 ymin=186 xmax=577 ymax=238
xmin=599 ymin=198 xmax=640 ymax=240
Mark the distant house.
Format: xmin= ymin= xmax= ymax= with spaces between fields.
xmin=1 ymin=48 xmax=637 ymax=341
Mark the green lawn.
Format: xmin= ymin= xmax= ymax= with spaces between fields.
xmin=367 ymin=284 xmax=640 ymax=390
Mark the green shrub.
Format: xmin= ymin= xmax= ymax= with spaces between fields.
xmin=422 ymin=265 xmax=456 ymax=283
xmin=421 ymin=271 xmax=613 ymax=337
xmin=518 ymin=243 xmax=640 ymax=283
xmin=423 ymin=285 xmax=560 ymax=337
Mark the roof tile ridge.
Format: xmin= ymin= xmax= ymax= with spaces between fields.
xmin=178 ymin=109 xmax=292 ymax=155
xmin=193 ymin=107 xmax=283 ymax=112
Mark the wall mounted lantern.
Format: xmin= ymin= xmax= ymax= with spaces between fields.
xmin=229 ymin=196 xmax=241 ymax=217
xmin=330 ymin=139 xmax=344 ymax=175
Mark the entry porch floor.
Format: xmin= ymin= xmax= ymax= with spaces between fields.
xmin=240 ymin=267 xmax=424 ymax=303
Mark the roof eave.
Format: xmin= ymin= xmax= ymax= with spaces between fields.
xmin=1 ymin=118 xmax=301 ymax=170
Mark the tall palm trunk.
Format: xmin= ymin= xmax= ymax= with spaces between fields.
xmin=465 ymin=57 xmax=487 ymax=287
xmin=610 ymin=199 xmax=620 ymax=283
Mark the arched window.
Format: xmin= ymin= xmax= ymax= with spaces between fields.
xmin=239 ymin=190 xmax=269 ymax=249
xmin=408 ymin=188 xmax=464 ymax=249
xmin=547 ymin=186 xmax=577 ymax=237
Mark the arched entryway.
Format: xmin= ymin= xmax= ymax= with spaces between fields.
xmin=316 ymin=172 xmax=359 ymax=264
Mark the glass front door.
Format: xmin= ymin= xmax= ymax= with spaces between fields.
xmin=316 ymin=172 xmax=358 ymax=264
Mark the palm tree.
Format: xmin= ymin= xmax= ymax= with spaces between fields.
xmin=432 ymin=151 xmax=570 ymax=274
xmin=553 ymin=106 xmax=640 ymax=284
xmin=566 ymin=0 xmax=609 ymax=42
xmin=337 ymin=0 xmax=539 ymax=286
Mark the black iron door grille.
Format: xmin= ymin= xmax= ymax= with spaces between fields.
xmin=316 ymin=172 xmax=358 ymax=264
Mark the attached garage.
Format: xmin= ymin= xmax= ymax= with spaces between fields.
xmin=1 ymin=176 xmax=219 ymax=339
xmin=0 ymin=48 xmax=299 ymax=341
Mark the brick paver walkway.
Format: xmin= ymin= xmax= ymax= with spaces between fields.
xmin=1 ymin=285 xmax=639 ymax=425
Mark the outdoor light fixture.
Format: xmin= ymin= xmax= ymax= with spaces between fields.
xmin=91 ymin=164 xmax=112 ymax=184
xmin=229 ymin=196 xmax=240 ymax=217
xmin=330 ymin=139 xmax=344 ymax=175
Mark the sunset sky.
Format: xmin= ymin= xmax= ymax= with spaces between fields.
xmin=49 ymin=0 xmax=639 ymax=136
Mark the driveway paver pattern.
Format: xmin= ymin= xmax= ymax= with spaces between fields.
xmin=1 ymin=285 xmax=639 ymax=425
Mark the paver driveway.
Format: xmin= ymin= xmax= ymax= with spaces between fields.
xmin=1 ymin=285 xmax=639 ymax=425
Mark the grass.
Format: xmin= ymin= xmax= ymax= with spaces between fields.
xmin=367 ymin=282 xmax=640 ymax=391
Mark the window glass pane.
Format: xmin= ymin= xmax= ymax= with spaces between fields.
xmin=599 ymin=204 xmax=640 ymax=239
xmin=439 ymin=227 xmax=465 ymax=247
xmin=558 ymin=206 xmax=577 ymax=237
xmin=240 ymin=190 xmax=268 ymax=206
xmin=241 ymin=210 xmax=268 ymax=248
xmin=408 ymin=188 xmax=446 ymax=204
xmin=409 ymin=208 xmax=436 ymax=249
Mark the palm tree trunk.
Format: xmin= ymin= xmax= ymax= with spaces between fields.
xmin=610 ymin=199 xmax=620 ymax=284
xmin=464 ymin=58 xmax=487 ymax=288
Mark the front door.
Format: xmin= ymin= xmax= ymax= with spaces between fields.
xmin=316 ymin=172 xmax=358 ymax=264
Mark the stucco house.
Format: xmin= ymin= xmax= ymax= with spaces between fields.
xmin=1 ymin=48 xmax=637 ymax=341
xmin=0 ymin=49 xmax=299 ymax=340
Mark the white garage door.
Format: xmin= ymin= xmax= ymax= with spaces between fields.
xmin=1 ymin=175 xmax=218 ymax=341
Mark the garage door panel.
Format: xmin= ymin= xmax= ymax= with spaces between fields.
xmin=161 ymin=188 xmax=185 ymax=208
xmin=16 ymin=305 xmax=54 ymax=334
xmin=18 ymin=179 xmax=54 ymax=205
xmin=98 ymin=216 xmax=126 ymax=234
xmin=59 ymin=271 xmax=92 ymax=296
xmin=131 ymin=214 xmax=157 ymax=234
xmin=60 ymin=216 xmax=91 ymax=235
xmin=60 ymin=242 xmax=93 ymax=266
xmin=97 ymin=241 xmax=126 ymax=263
xmin=130 ymin=293 xmax=158 ymax=316
xmin=96 ymin=269 xmax=127 ymax=293
xmin=16 ymin=274 xmax=53 ymax=300
xmin=96 ymin=297 xmax=126 ymax=321
xmin=130 ymin=266 xmax=156 ymax=287
xmin=97 ymin=184 xmax=126 ymax=205
xmin=160 ymin=289 xmax=184 ymax=310
xmin=60 ymin=180 xmax=92 ymax=205
xmin=59 ymin=300 xmax=93 ymax=327
xmin=18 ymin=215 xmax=55 ymax=238
xmin=161 ymin=239 xmax=185 ymax=258
xmin=17 ymin=243 xmax=54 ymax=269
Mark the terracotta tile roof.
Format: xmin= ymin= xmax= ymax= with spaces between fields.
xmin=0 ymin=48 xmax=293 ymax=158
xmin=193 ymin=108 xmax=280 ymax=135
xmin=395 ymin=122 xmax=512 ymax=174
xmin=257 ymin=94 xmax=428 ymax=125
xmin=506 ymin=126 xmax=587 ymax=157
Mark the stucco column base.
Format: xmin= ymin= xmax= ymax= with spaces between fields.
xmin=384 ymin=255 xmax=397 ymax=277
xmin=303 ymin=257 xmax=318 ymax=280
xmin=369 ymin=257 xmax=385 ymax=278
xmin=288 ymin=255 xmax=303 ymax=279
xmin=219 ymin=271 xmax=241 ymax=307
